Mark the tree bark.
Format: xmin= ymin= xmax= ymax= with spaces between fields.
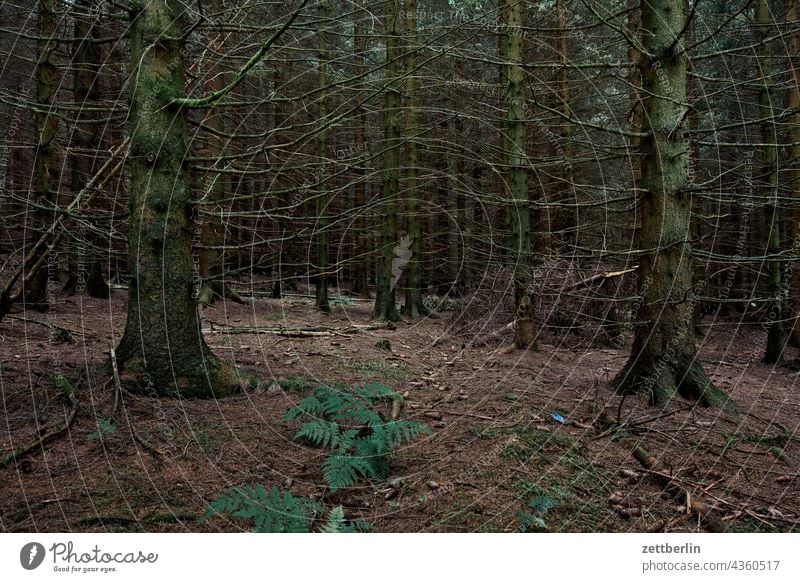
xmin=555 ymin=0 xmax=576 ymax=252
xmin=25 ymin=0 xmax=60 ymax=308
xmin=506 ymin=0 xmax=536 ymax=350
xmin=373 ymin=0 xmax=401 ymax=321
xmin=66 ymin=0 xmax=110 ymax=299
xmin=315 ymin=0 xmax=331 ymax=313
xmin=754 ymin=0 xmax=784 ymax=363
xmin=787 ymin=0 xmax=800 ymax=346
xmin=612 ymin=0 xmax=732 ymax=410
xmin=402 ymin=0 xmax=428 ymax=318
xmin=351 ymin=6 xmax=370 ymax=296
xmin=115 ymin=0 xmax=240 ymax=398
xmin=197 ymin=0 xmax=233 ymax=306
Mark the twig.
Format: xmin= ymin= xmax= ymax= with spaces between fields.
xmin=0 ymin=378 xmax=79 ymax=469
xmin=563 ymin=266 xmax=638 ymax=292
xmin=0 ymin=139 xmax=129 ymax=321
xmin=207 ymin=322 xmax=394 ymax=337
xmin=632 ymin=445 xmax=728 ymax=532
xmin=132 ymin=431 xmax=166 ymax=459
xmin=434 ymin=409 xmax=494 ymax=421
xmin=110 ymin=346 xmax=122 ymax=417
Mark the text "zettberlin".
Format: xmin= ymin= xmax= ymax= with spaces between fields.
xmin=642 ymin=543 xmax=701 ymax=554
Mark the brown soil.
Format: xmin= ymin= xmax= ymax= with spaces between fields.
xmin=1 ymin=289 xmax=798 ymax=533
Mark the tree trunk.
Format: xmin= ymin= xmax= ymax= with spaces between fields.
xmin=755 ymin=0 xmax=784 ymax=363
xmin=315 ymin=0 xmax=331 ymax=313
xmin=115 ymin=0 xmax=240 ymax=398
xmin=612 ymin=0 xmax=732 ymax=410
xmin=555 ymin=0 xmax=576 ymax=252
xmin=197 ymin=0 xmax=232 ymax=306
xmin=351 ymin=6 xmax=369 ymax=296
xmin=66 ymin=0 xmax=110 ymax=299
xmin=373 ymin=0 xmax=401 ymax=321
xmin=506 ymin=0 xmax=536 ymax=350
xmin=271 ymin=51 xmax=293 ymax=298
xmin=402 ymin=0 xmax=428 ymax=318
xmin=26 ymin=0 xmax=60 ymax=308
xmin=787 ymin=0 xmax=800 ymax=346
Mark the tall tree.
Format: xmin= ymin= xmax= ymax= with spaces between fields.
xmin=315 ymin=0 xmax=331 ymax=313
xmin=115 ymin=0 xmax=239 ymax=397
xmin=555 ymin=0 xmax=576 ymax=252
xmin=612 ymin=0 xmax=732 ymax=408
xmin=506 ymin=0 xmax=535 ymax=349
xmin=67 ymin=0 xmax=110 ymax=299
xmin=403 ymin=0 xmax=428 ymax=317
xmin=25 ymin=0 xmax=60 ymax=308
xmin=196 ymin=0 xmax=244 ymax=306
xmin=351 ymin=4 xmax=369 ymax=296
xmin=373 ymin=0 xmax=401 ymax=321
xmin=787 ymin=0 xmax=800 ymax=346
xmin=755 ymin=0 xmax=784 ymax=363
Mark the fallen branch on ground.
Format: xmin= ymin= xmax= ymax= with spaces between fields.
xmin=631 ymin=444 xmax=728 ymax=533
xmin=0 ymin=374 xmax=79 ymax=469
xmin=206 ymin=322 xmax=395 ymax=337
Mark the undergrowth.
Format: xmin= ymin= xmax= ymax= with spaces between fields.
xmin=283 ymin=383 xmax=430 ymax=491
xmin=202 ymin=484 xmax=369 ymax=533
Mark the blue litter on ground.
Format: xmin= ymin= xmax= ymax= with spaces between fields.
xmin=551 ymin=412 xmax=565 ymax=424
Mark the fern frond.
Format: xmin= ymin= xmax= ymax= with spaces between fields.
xmin=323 ymin=454 xmax=372 ymax=491
xmin=331 ymin=406 xmax=383 ymax=427
xmin=293 ymin=419 xmax=341 ymax=449
xmin=353 ymin=439 xmax=391 ymax=480
xmin=335 ymin=428 xmax=359 ymax=452
xmin=282 ymin=395 xmax=323 ymax=421
xmin=354 ymin=383 xmax=397 ymax=403
xmin=202 ymin=484 xmax=320 ymax=533
xmin=371 ymin=420 xmax=431 ymax=453
xmin=319 ymin=505 xmax=346 ymax=533
xmin=316 ymin=387 xmax=361 ymax=417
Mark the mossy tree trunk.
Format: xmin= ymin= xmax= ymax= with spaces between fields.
xmin=755 ymin=0 xmax=784 ymax=363
xmin=402 ymin=0 xmax=428 ymax=318
xmin=26 ymin=0 xmax=60 ymax=307
xmin=115 ymin=0 xmax=239 ymax=398
xmin=506 ymin=0 xmax=535 ymax=350
xmin=612 ymin=0 xmax=732 ymax=410
xmin=315 ymin=0 xmax=331 ymax=313
xmin=373 ymin=0 xmax=401 ymax=321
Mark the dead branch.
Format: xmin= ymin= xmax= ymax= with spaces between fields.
xmin=564 ymin=266 xmax=638 ymax=292
xmin=0 ymin=139 xmax=129 ymax=322
xmin=631 ymin=444 xmax=728 ymax=532
xmin=110 ymin=346 xmax=122 ymax=416
xmin=0 ymin=378 xmax=79 ymax=469
xmin=207 ymin=322 xmax=395 ymax=337
xmin=131 ymin=431 xmax=166 ymax=459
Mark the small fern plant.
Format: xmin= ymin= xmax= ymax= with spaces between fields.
xmin=202 ymin=483 xmax=363 ymax=533
xmin=283 ymin=383 xmax=430 ymax=491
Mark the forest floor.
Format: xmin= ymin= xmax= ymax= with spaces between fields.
xmin=1 ymin=288 xmax=798 ymax=533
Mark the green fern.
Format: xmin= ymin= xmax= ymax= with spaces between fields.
xmin=284 ymin=384 xmax=430 ymax=491
xmin=319 ymin=505 xmax=347 ymax=532
xmin=202 ymin=484 xmax=322 ymax=533
xmin=202 ymin=484 xmax=367 ymax=533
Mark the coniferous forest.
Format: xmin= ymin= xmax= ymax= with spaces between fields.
xmin=0 ymin=0 xmax=798 ymax=533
